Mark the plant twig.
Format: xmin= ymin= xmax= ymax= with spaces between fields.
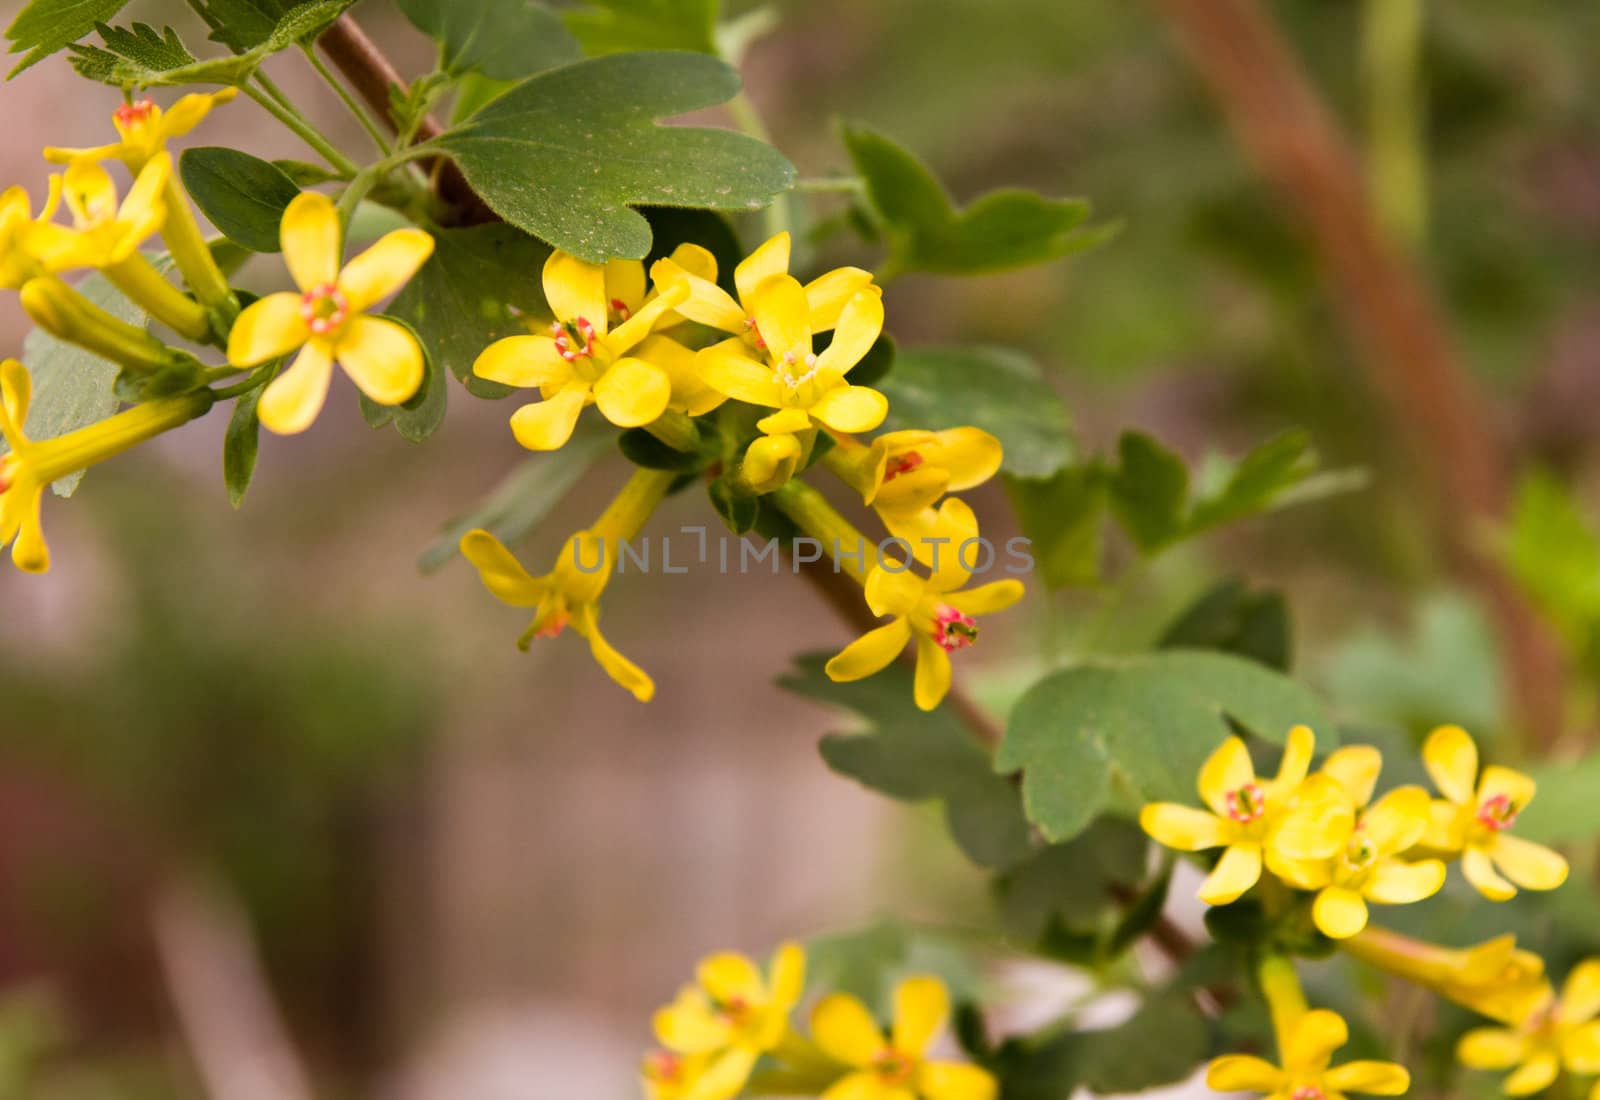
xmin=1148 ymin=0 xmax=1567 ymax=749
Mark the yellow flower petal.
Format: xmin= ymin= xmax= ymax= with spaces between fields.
xmin=1264 ymin=852 xmax=1330 ymax=890
xmin=684 ymin=1047 xmax=759 ymax=1100
xmin=819 ymin=1070 xmax=895 ymax=1100
xmin=747 ymin=274 xmax=811 ymax=364
xmin=543 ymin=250 xmax=609 ymax=329
xmin=1563 ymin=1021 xmax=1600 ymax=1074
xmin=1198 ymin=841 xmax=1262 ymax=905
xmin=1321 ymin=745 xmax=1382 ymax=806
xmin=226 ymin=291 xmax=309 ymax=367
xmin=812 ymin=992 xmax=886 ymax=1068
xmin=1322 ymin=1061 xmax=1410 ymax=1095
xmin=257 ymin=339 xmax=335 ymax=434
xmin=159 ymin=89 xmax=236 ymax=140
xmin=734 ymin=231 xmax=791 ymax=304
xmin=1206 ymin=1055 xmax=1286 ymax=1093
xmin=1273 ymin=724 xmax=1316 ymax=792
xmin=650 ymin=256 xmax=744 ymax=332
xmin=1504 ymin=1051 xmax=1559 ymax=1096
xmin=607 ymin=280 xmax=687 ymax=353
xmin=459 ymin=529 xmax=547 ymax=607
xmin=892 ymin=976 xmax=949 ymax=1057
xmin=757 ymin=407 xmax=814 ymax=435
xmin=509 ymin=383 xmax=589 ymax=451
xmin=6 ymin=486 xmax=47 ymax=573
xmin=593 ymin=357 xmax=671 ymax=428
xmin=668 ymin=242 xmax=718 ymax=282
xmin=944 ymin=580 xmax=1024 ymax=617
xmin=696 ymin=952 xmax=763 ymax=1003
xmin=1463 ymin=844 xmax=1517 ymax=901
xmin=809 ymin=384 xmax=888 ymax=433
xmin=1360 ymin=786 xmax=1432 ymax=853
xmin=1489 ymin=833 xmax=1568 ymax=892
xmin=1363 ymin=857 xmax=1445 ymax=905
xmin=1423 ymin=798 xmax=1465 ymax=851
xmin=604 ymin=258 xmax=646 ymax=315
xmin=1457 ymin=1027 xmax=1530 ymax=1069
xmin=740 ymin=432 xmax=801 ymax=492
xmin=1422 ymin=724 xmax=1478 ymax=805
xmin=804 ymin=266 xmax=876 ymax=330
xmin=918 ymin=1061 xmax=997 ymax=1100
xmin=1140 ymin=804 xmax=1229 ymax=851
xmin=697 ymin=343 xmax=783 ymax=408
xmin=337 ymin=227 xmax=434 ymax=312
xmin=1478 ymin=765 xmax=1537 ymax=815
xmin=335 ymin=315 xmax=424 ymax=406
xmin=865 ymin=565 xmax=926 ymax=618
xmin=473 ymin=335 xmax=573 ymax=390
xmin=826 ymin=619 xmax=913 ymax=682
xmin=1285 ymin=1009 xmax=1348 ymax=1074
xmin=653 ymin=989 xmax=731 ymax=1053
xmin=932 ymin=427 xmax=1003 ymax=493
xmin=816 ymin=290 xmax=884 ymax=376
xmin=769 ymin=942 xmax=806 ymax=1010
xmin=913 ymin=632 xmax=953 ymax=711
xmin=2 ymin=356 xmax=33 ymax=430
xmin=62 ymin=158 xmax=118 ymax=227
xmin=570 ymin=602 xmax=654 ymax=702
xmin=1313 ymin=885 xmax=1369 ymax=939
xmin=1560 ymin=960 xmax=1600 ymax=1028
xmin=634 ymin=334 xmax=724 ymax=416
xmin=1272 ymin=775 xmax=1355 ymax=861
xmin=1197 ymin=736 xmax=1255 ymax=817
xmin=280 ymin=191 xmax=341 ymax=291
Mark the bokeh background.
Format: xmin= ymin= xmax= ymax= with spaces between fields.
xmin=0 ymin=0 xmax=1594 ymax=1096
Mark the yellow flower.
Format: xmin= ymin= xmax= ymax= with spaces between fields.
xmin=58 ymin=152 xmax=167 ymax=264
xmin=650 ymin=230 xmax=877 ymax=349
xmin=1270 ymin=785 xmax=1446 ymax=939
xmin=640 ymin=1050 xmax=711 ymax=1100
xmin=1207 ymin=1008 xmax=1409 ymax=1100
xmin=1343 ymin=927 xmax=1553 ymax=1027
xmin=652 ymin=943 xmax=806 ymax=1100
xmin=0 ymin=358 xmax=209 ymax=573
xmin=1321 ymin=745 xmax=1383 ymax=806
xmin=1139 ymin=726 xmax=1350 ymax=905
xmin=227 ymin=192 xmax=433 ymax=434
xmin=695 ymin=273 xmax=888 ymax=437
xmin=45 ymin=90 xmax=238 ymax=170
xmin=830 ymin=427 xmax=1004 ymax=518
xmin=460 ymin=527 xmax=653 ymax=702
xmin=810 ymin=975 xmax=996 ymax=1100
xmin=737 ymin=433 xmax=804 ymax=494
xmin=0 ymin=182 xmax=95 ymax=290
xmin=824 ymin=499 xmax=1024 ymax=711
xmin=1420 ymin=724 xmax=1568 ymax=900
xmin=1458 ymin=960 xmax=1600 ymax=1097
xmin=474 ymin=251 xmax=690 ymax=450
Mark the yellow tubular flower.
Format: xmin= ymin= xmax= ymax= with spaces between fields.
xmin=736 ymin=433 xmax=803 ymax=494
xmin=1343 ymin=927 xmax=1553 ymax=1027
xmin=1420 ymin=725 xmax=1568 ymax=900
xmin=695 ymin=274 xmax=888 ymax=436
xmin=825 ymin=427 xmax=1003 ymax=521
xmin=0 ymin=182 xmax=95 ymax=289
xmin=1458 ymin=960 xmax=1600 ymax=1098
xmin=44 ymin=91 xmax=239 ymax=170
xmin=1270 ymin=786 xmax=1446 ymax=939
xmin=810 ymin=976 xmax=996 ymax=1100
xmin=474 ymin=252 xmax=689 ymax=450
xmin=1208 ymin=1009 xmax=1410 ymax=1100
xmin=227 ymin=192 xmax=433 ymax=434
xmin=824 ymin=499 xmax=1024 ymax=711
xmin=652 ymin=943 xmax=806 ymax=1100
xmin=1139 ymin=726 xmax=1349 ymax=906
xmin=651 ymin=230 xmax=877 ymax=347
xmin=0 ymin=358 xmax=209 ymax=573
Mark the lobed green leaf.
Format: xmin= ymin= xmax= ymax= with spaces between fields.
xmin=5 ymin=0 xmax=130 ymax=76
xmin=396 ymin=0 xmax=579 ymax=80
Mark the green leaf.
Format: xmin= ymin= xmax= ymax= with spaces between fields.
xmin=562 ymin=0 xmax=718 ymax=56
xmin=641 ymin=207 xmax=743 ymax=297
xmin=804 ymin=920 xmax=983 ymax=1016
xmin=396 ymin=0 xmax=579 ymax=80
xmin=386 ymin=223 xmax=550 ymax=400
xmin=1189 ymin=429 xmax=1320 ymax=534
xmin=1107 ymin=432 xmax=1188 ymax=552
xmin=848 ymin=332 xmax=896 ymax=389
xmin=68 ymin=21 xmax=195 ymax=83
xmin=1517 ymin=751 xmax=1600 ymax=845
xmin=180 ymin=148 xmax=300 ymax=253
xmin=781 ymin=652 xmax=1034 ymax=870
xmin=358 ymin=316 xmax=447 ymax=443
xmin=997 ymin=817 xmax=1148 ymax=946
xmin=1159 ymin=579 xmax=1291 ymax=672
xmin=7 ymin=275 xmax=138 ymax=497
xmin=619 ymin=427 xmax=703 ymax=471
xmin=418 ymin=423 xmax=611 ymax=572
xmin=708 ymin=478 xmax=758 ymax=535
xmin=876 ymin=345 xmax=1073 ymax=478
xmin=841 ymin=121 xmax=1113 ymax=277
xmin=189 ymin=0 xmax=351 ymax=53
xmin=1004 ymin=466 xmax=1106 ymax=588
xmin=5 ymin=0 xmax=130 ymax=76
xmin=428 ymin=51 xmax=795 ymax=262
xmin=1501 ymin=469 xmax=1600 ymax=673
xmin=271 ymin=158 xmax=341 ymax=187
xmin=994 ymin=650 xmax=1335 ymax=842
xmin=223 ymin=386 xmax=263 ymax=508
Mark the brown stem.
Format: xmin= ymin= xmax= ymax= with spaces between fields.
xmin=1148 ymin=0 xmax=1567 ymax=748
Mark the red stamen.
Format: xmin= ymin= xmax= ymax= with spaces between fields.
xmin=934 ymin=604 xmax=979 ymax=652
xmin=553 ymin=317 xmax=597 ymax=361
xmin=1476 ymin=793 xmax=1520 ymax=832
xmin=535 ymin=611 xmax=568 ymax=639
xmin=609 ymin=298 xmax=632 ymax=323
xmin=744 ymin=317 xmax=766 ymax=350
xmin=646 ymin=1052 xmax=682 ymax=1081
xmin=115 ymin=99 xmax=156 ymax=128
xmin=1292 ymin=1088 xmax=1325 ymax=1100
xmin=884 ymin=451 xmax=925 ymax=482
xmin=298 ymin=282 xmax=349 ymax=336
xmin=873 ymin=1051 xmax=914 ymax=1085
xmin=1226 ymin=783 xmax=1266 ymax=824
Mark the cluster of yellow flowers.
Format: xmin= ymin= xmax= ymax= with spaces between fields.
xmin=0 ymin=92 xmax=434 ymax=571
xmin=1142 ymin=723 xmax=1589 ymax=1099
xmin=459 ymin=233 xmax=1023 ymax=709
xmin=641 ymin=942 xmax=995 ymax=1100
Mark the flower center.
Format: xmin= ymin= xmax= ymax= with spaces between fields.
xmin=1344 ymin=833 xmax=1378 ymax=871
xmin=873 ymin=1050 xmax=914 ymax=1085
xmin=712 ymin=995 xmax=750 ymax=1025
xmin=1476 ymin=793 xmax=1520 ymax=832
xmin=884 ymin=451 xmax=926 ymax=482
xmin=778 ymin=349 xmax=819 ymax=390
xmin=934 ymin=604 xmax=979 ymax=652
xmin=1226 ymin=783 xmax=1266 ymax=823
xmin=645 ymin=1051 xmax=682 ymax=1083
xmin=299 ymin=283 xmax=349 ymax=336
xmin=115 ymin=98 xmax=156 ymax=131
xmin=553 ymin=317 xmax=598 ymax=361
xmin=1292 ymin=1087 xmax=1325 ymax=1100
